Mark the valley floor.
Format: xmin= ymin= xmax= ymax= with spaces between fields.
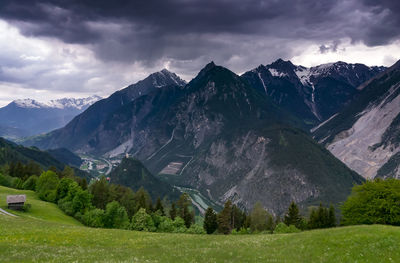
xmin=0 ymin=186 xmax=399 ymax=262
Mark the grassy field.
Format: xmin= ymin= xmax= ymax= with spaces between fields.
xmin=1 ymin=186 xmax=400 ymax=262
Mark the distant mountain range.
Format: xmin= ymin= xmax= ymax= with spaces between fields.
xmin=312 ymin=60 xmax=400 ymax=179
xmin=0 ymin=96 xmax=101 ymax=139
xmin=23 ymin=60 xmax=372 ymax=214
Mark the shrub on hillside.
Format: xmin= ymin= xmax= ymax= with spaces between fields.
xmin=104 ymin=201 xmax=130 ymax=229
xmin=172 ymin=217 xmax=187 ymax=233
xmin=157 ymin=216 xmax=175 ymax=232
xmin=22 ymin=203 xmax=32 ymax=212
xmin=12 ymin=177 xmax=23 ymax=189
xmin=58 ymin=199 xmax=75 ymax=216
xmin=0 ymin=173 xmax=12 ymax=187
xmin=341 ymin=178 xmax=400 ymax=226
xmin=186 ymin=223 xmax=206 ymax=234
xmin=82 ymin=208 xmax=105 ymax=228
xmin=131 ymin=208 xmax=156 ymax=232
xmin=36 ymin=171 xmax=59 ymax=202
xmin=22 ymin=175 xmax=38 ymax=190
xmin=273 ymin=223 xmax=301 ymax=234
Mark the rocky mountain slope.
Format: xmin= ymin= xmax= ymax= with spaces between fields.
xmin=312 ymin=60 xmax=400 ymax=179
xmin=25 ymin=62 xmax=363 ymax=214
xmin=23 ymin=70 xmax=186 ymax=151
xmin=0 ymin=96 xmax=101 ymax=139
xmin=242 ymin=59 xmax=385 ymax=126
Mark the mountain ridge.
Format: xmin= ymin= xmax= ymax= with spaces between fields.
xmin=242 ymin=59 xmax=386 ymax=125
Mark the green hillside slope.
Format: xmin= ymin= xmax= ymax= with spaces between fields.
xmin=0 ymin=186 xmax=399 ymax=263
xmin=0 ymin=186 xmax=81 ymax=226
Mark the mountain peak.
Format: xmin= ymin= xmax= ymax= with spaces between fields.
xmin=194 ymin=61 xmax=221 ymax=79
xmin=269 ymin=58 xmax=294 ymax=67
xmin=12 ymin=98 xmax=44 ymax=109
xmin=267 ymin=59 xmax=296 ymax=75
xmin=144 ymin=69 xmax=186 ymax=88
xmin=203 ymin=61 xmax=216 ymax=71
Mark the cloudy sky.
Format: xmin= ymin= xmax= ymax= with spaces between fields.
xmin=0 ymin=0 xmax=399 ymax=106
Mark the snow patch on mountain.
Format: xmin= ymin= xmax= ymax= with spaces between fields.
xmin=257 ymin=72 xmax=268 ymax=94
xmin=268 ymin=68 xmax=288 ymax=77
xmin=294 ymin=66 xmax=311 ymax=86
xmin=13 ymin=95 xmax=102 ymax=110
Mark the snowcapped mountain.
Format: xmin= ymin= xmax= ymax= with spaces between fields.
xmin=13 ymin=95 xmax=102 ymax=110
xmin=312 ymin=60 xmax=400 ymax=179
xmin=242 ymin=59 xmax=385 ymax=126
xmin=0 ymin=95 xmax=102 ymax=139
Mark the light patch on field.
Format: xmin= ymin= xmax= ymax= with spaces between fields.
xmin=160 ymin=162 xmax=183 ymax=175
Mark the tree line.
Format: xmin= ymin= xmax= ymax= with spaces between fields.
xmin=1 ymin=162 xmax=203 ymax=233
xmin=2 ymin=161 xmax=400 ymax=233
xmin=203 ymin=200 xmax=336 ymax=235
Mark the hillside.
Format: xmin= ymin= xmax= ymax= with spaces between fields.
xmin=312 ymin=60 xmax=400 ymax=179
xmin=0 ymin=137 xmax=89 ymax=179
xmin=0 ymin=197 xmax=399 ymax=262
xmin=0 ymin=186 xmax=81 ymax=225
xmin=46 ymin=148 xmax=83 ymax=168
xmin=0 ymin=137 xmax=66 ymax=171
xmin=110 ymin=157 xmax=180 ymax=201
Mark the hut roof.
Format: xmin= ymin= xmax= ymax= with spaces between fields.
xmin=7 ymin=194 xmax=26 ymax=204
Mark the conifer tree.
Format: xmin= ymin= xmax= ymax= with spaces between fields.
xmin=183 ymin=205 xmax=192 ymax=228
xmin=169 ymin=202 xmax=177 ymax=220
xmin=89 ymin=177 xmax=110 ymax=209
xmin=328 ymin=205 xmax=336 ymax=227
xmin=284 ymin=201 xmax=302 ymax=228
xmin=203 ymin=207 xmax=218 ymax=234
xmin=217 ymin=200 xmax=232 ymax=234
xmin=231 ymin=205 xmax=246 ymax=231
xmin=250 ymin=202 xmax=268 ymax=232
xmin=176 ymin=193 xmax=193 ymax=228
xmin=155 ymin=197 xmax=165 ymax=216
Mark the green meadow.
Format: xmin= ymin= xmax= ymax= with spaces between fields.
xmin=1 ymin=186 xmax=400 ymax=262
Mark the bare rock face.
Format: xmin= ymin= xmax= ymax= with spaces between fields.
xmin=313 ymin=60 xmax=400 ymax=179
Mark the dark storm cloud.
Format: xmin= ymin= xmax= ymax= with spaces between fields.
xmin=357 ymin=0 xmax=400 ymax=45
xmin=0 ymin=0 xmax=399 ymax=73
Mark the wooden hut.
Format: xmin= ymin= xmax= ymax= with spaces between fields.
xmin=6 ymin=194 xmax=26 ymax=210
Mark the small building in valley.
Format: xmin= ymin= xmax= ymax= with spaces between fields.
xmin=7 ymin=194 xmax=26 ymax=210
